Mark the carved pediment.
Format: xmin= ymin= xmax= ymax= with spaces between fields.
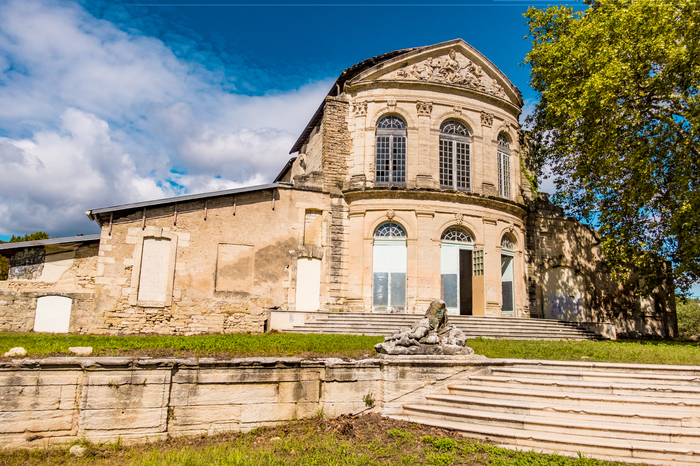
xmin=386 ymin=49 xmax=506 ymax=99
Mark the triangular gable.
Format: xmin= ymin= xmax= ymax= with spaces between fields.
xmin=346 ymin=39 xmax=522 ymax=107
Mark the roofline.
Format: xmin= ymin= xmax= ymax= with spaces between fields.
xmin=0 ymin=235 xmax=101 ymax=253
xmin=289 ymin=47 xmax=417 ymax=154
xmin=86 ymin=182 xmax=285 ymax=221
xmin=273 ymin=157 xmax=297 ymax=182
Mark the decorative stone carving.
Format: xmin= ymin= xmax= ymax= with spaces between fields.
xmin=386 ymin=209 xmax=395 ymax=220
xmin=353 ymin=101 xmax=367 ymax=116
xmin=455 ymin=213 xmax=464 ymax=225
xmin=387 ymin=100 xmax=397 ymax=110
xmin=416 ymin=101 xmax=433 ymax=116
xmin=481 ymin=111 xmax=493 ymax=127
xmin=390 ymin=49 xmax=507 ymax=99
xmin=374 ymin=299 xmax=474 ymax=355
xmin=453 ymin=106 xmax=462 ymax=115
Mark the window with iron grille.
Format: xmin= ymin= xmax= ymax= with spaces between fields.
xmin=497 ymin=133 xmax=511 ymax=199
xmin=374 ymin=222 xmax=407 ymax=238
xmin=473 ymin=250 xmax=484 ymax=276
xmin=439 ymin=120 xmax=471 ymax=190
xmin=375 ymin=116 xmax=407 ymax=185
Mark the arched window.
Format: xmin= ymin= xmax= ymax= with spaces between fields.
xmin=373 ymin=221 xmax=407 ymax=312
xmin=500 ymin=232 xmax=515 ymax=315
xmin=375 ymin=116 xmax=407 ymax=186
xmin=501 ymin=233 xmax=515 ymax=251
xmin=439 ymin=121 xmax=471 ymax=191
xmin=374 ymin=221 xmax=406 ymax=238
xmin=441 ymin=227 xmax=473 ymax=243
xmin=439 ymin=225 xmax=475 ymax=316
xmin=497 ymin=133 xmax=511 ymax=199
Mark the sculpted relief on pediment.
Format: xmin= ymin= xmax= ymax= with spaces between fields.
xmin=387 ymin=49 xmax=508 ymax=100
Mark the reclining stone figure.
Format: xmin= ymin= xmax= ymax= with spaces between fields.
xmin=374 ymin=299 xmax=474 ymax=355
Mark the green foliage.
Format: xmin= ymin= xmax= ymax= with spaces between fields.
xmin=677 ymin=298 xmax=700 ymax=338
xmin=524 ymin=0 xmax=700 ymax=294
xmin=0 ymin=232 xmax=49 ymax=280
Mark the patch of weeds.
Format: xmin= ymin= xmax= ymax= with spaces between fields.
xmin=363 ymin=392 xmax=375 ymax=408
xmin=426 ymin=451 xmax=455 ymax=466
xmin=388 ymin=428 xmax=412 ymax=445
xmin=315 ymin=407 xmax=324 ymax=419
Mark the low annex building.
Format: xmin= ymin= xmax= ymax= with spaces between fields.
xmin=0 ymin=40 xmax=677 ymax=338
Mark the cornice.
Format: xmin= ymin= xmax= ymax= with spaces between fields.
xmin=342 ymin=188 xmax=528 ymax=218
xmin=345 ymin=80 xmax=521 ymax=117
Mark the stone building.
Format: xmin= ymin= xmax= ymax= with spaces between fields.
xmin=0 ymin=39 xmax=677 ymax=338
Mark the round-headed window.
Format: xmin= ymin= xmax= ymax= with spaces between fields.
xmin=441 ymin=227 xmax=473 ymax=243
xmin=375 ymin=116 xmax=407 ymax=185
xmin=374 ymin=222 xmax=406 ymax=238
xmin=501 ymin=233 xmax=515 ymax=250
xmin=439 ymin=120 xmax=471 ymax=191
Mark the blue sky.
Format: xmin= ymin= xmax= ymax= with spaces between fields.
xmin=0 ymin=0 xmax=696 ymax=296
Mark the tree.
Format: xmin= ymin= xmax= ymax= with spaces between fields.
xmin=524 ymin=0 xmax=700 ymax=295
xmin=0 ymin=232 xmax=49 ymax=280
xmin=677 ymin=298 xmax=700 ymax=338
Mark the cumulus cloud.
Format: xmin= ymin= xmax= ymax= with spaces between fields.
xmin=0 ymin=0 xmax=330 ymax=237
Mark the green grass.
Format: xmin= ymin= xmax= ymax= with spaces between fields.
xmin=0 ymin=415 xmax=630 ymax=466
xmin=2 ymin=332 xmax=699 ymax=366
xmin=467 ymin=338 xmax=700 ymax=366
xmin=0 ymin=332 xmax=383 ymax=359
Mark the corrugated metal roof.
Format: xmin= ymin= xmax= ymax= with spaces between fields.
xmin=0 ymin=234 xmax=101 ymax=252
xmin=86 ymin=182 xmax=285 ymax=219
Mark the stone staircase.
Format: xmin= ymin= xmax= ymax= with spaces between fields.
xmin=285 ymin=313 xmax=598 ymax=340
xmin=389 ymin=359 xmax=700 ymax=465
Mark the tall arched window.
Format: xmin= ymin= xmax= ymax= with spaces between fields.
xmin=375 ymin=116 xmax=407 ymax=186
xmin=372 ymin=221 xmax=407 ymax=312
xmin=500 ymin=232 xmax=516 ymax=315
xmin=440 ymin=226 xmax=475 ymax=316
xmin=497 ymin=133 xmax=511 ymax=199
xmin=439 ymin=121 xmax=471 ymax=191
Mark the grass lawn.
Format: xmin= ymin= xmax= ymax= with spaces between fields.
xmin=0 ymin=414 xmax=627 ymax=466
xmin=0 ymin=332 xmax=383 ymax=360
xmin=1 ymin=332 xmax=699 ymax=365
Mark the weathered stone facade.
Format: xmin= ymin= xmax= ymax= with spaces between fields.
xmin=0 ymin=39 xmax=675 ymax=337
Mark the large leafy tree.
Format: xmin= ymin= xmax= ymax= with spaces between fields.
xmin=524 ymin=0 xmax=700 ymax=294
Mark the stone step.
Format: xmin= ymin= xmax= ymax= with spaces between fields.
xmin=493 ymin=359 xmax=700 ymax=377
xmin=288 ymin=329 xmax=591 ymax=340
xmin=401 ymin=403 xmax=700 ymax=443
xmin=448 ymin=383 xmax=700 ymax=411
xmin=467 ymin=375 xmax=700 ymax=398
xmin=296 ymin=324 xmax=591 ymax=335
xmin=299 ymin=322 xmax=593 ymax=333
xmin=425 ymin=393 xmax=700 ymax=427
xmin=387 ymin=414 xmax=700 ymax=464
xmin=490 ymin=367 xmax=700 ymax=386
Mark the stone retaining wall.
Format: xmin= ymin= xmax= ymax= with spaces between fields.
xmin=0 ymin=355 xmax=489 ymax=449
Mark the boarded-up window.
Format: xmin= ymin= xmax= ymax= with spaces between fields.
xmin=296 ymin=257 xmax=321 ymax=311
xmin=304 ymin=210 xmax=323 ymax=246
xmin=137 ymin=238 xmax=171 ymax=304
xmin=216 ymin=244 xmax=254 ymax=292
xmin=34 ymin=296 xmax=72 ymax=333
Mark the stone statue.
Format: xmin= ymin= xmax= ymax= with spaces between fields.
xmin=374 ymin=299 xmax=474 ymax=355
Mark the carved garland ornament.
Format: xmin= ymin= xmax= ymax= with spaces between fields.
xmin=394 ymin=49 xmax=507 ymax=99
xmin=416 ymin=101 xmax=433 ymax=116
xmin=481 ymin=111 xmax=494 ymax=127
xmin=354 ymin=101 xmax=368 ymax=116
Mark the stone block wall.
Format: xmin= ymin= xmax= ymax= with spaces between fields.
xmin=90 ymin=187 xmax=332 ymax=335
xmin=0 ymin=243 xmax=99 ymax=333
xmin=0 ymin=355 xmax=490 ymax=449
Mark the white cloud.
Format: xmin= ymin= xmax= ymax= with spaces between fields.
xmin=0 ymin=0 xmax=330 ymax=237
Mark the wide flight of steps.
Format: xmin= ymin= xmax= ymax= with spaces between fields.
xmin=390 ymin=359 xmax=700 ymax=465
xmin=285 ymin=313 xmax=598 ymax=340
